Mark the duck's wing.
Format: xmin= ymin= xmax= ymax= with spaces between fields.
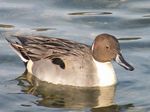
xmin=6 ymin=35 xmax=91 ymax=62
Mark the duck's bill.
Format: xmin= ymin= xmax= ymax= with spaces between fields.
xmin=115 ymin=53 xmax=134 ymax=71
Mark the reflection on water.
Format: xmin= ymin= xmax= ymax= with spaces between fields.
xmin=16 ymin=72 xmax=134 ymax=112
xmin=0 ymin=24 xmax=14 ymax=28
xmin=17 ymin=73 xmax=116 ymax=108
xmin=0 ymin=0 xmax=150 ymax=111
xmin=32 ymin=28 xmax=56 ymax=32
xmin=91 ymin=104 xmax=134 ymax=112
xmin=68 ymin=11 xmax=112 ymax=16
xmin=118 ymin=37 xmax=141 ymax=41
xmin=143 ymin=14 xmax=150 ymax=18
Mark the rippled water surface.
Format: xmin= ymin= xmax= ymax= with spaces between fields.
xmin=0 ymin=0 xmax=150 ymax=112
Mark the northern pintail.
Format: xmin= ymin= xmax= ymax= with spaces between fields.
xmin=7 ymin=33 xmax=134 ymax=87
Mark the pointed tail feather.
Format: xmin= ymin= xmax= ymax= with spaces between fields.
xmin=6 ymin=38 xmax=30 ymax=62
xmin=12 ymin=35 xmax=29 ymax=45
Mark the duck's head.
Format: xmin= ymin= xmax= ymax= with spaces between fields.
xmin=92 ymin=33 xmax=134 ymax=71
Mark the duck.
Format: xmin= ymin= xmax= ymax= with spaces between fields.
xmin=6 ymin=33 xmax=134 ymax=87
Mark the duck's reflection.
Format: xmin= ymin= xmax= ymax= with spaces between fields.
xmin=91 ymin=103 xmax=134 ymax=112
xmin=17 ymin=73 xmax=134 ymax=111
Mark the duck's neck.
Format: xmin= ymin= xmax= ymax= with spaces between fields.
xmin=93 ymin=58 xmax=117 ymax=87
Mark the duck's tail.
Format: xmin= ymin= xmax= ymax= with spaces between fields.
xmin=6 ymin=38 xmax=30 ymax=63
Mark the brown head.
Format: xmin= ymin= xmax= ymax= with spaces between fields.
xmin=92 ymin=33 xmax=134 ymax=71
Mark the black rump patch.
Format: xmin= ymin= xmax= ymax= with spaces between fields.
xmin=52 ymin=58 xmax=65 ymax=69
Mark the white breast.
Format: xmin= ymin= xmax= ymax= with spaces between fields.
xmin=93 ymin=58 xmax=117 ymax=87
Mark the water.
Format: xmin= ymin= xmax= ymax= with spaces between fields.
xmin=0 ymin=0 xmax=150 ymax=112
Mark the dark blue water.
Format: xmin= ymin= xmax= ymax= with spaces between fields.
xmin=0 ymin=0 xmax=150 ymax=112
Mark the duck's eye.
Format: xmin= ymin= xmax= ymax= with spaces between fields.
xmin=106 ymin=46 xmax=109 ymax=49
